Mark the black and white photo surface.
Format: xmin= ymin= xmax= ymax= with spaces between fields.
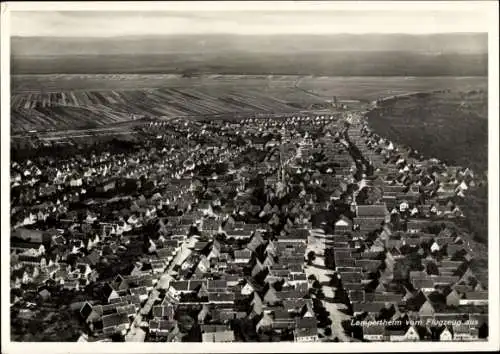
xmin=1 ymin=1 xmax=498 ymax=353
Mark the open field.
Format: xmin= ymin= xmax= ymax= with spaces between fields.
xmin=12 ymin=75 xmax=487 ymax=97
xmin=11 ymin=77 xmax=328 ymax=133
xmin=297 ymin=76 xmax=487 ymax=102
xmin=11 ymin=75 xmax=486 ymax=133
xmin=12 ymin=74 xmax=302 ymax=93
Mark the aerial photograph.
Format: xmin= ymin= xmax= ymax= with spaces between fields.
xmin=4 ymin=2 xmax=495 ymax=347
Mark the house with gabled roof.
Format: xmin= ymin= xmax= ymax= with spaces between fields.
xmin=100 ymin=312 xmax=130 ymax=336
xmin=418 ymin=298 xmax=436 ymax=317
xmin=283 ymin=298 xmax=315 ymax=318
xmin=334 ymin=215 xmax=352 ymax=233
xmin=233 ymin=249 xmax=252 ymax=264
xmin=373 ymin=292 xmax=402 ymax=304
xmin=263 ymin=284 xmax=280 ymax=306
xmin=411 ymin=277 xmax=435 ymax=292
xmin=445 ymin=288 xmax=461 ymax=307
xmin=459 ymin=291 xmax=488 ymax=306
xmin=452 ymin=324 xmax=480 ymax=341
xmin=80 ymin=301 xmax=103 ymax=324
xmin=293 ymin=317 xmax=318 ymax=342
xmin=363 ymin=324 xmax=386 ymax=341
xmin=152 ymin=303 xmax=175 ymax=319
xmin=197 ymin=304 xmax=211 ymax=324
xmin=406 ymin=219 xmax=429 ymax=234
xmin=356 ymin=204 xmax=390 ymax=218
xmin=208 ymin=291 xmax=235 ymax=304
xmin=348 ymin=289 xmax=366 ymax=304
xmin=129 ymin=286 xmax=148 ymax=302
xmin=352 ymin=302 xmax=387 ymax=316
xmin=207 ymin=279 xmax=228 ymax=292
xmin=356 ymin=259 xmax=382 ymax=273
xmin=370 ymin=238 xmax=385 ymax=253
xmin=149 ymin=320 xmax=179 ymax=340
xmin=437 ymin=325 xmax=454 ymax=341
xmin=102 ymin=283 xmax=121 ymax=303
xmin=251 ymin=258 xmax=265 ymax=277
xmin=249 ymin=292 xmax=264 ymax=317
xmin=202 ymin=326 xmax=235 ymax=343
xmin=431 ymin=275 xmax=460 ymax=286
xmin=241 ymin=279 xmax=256 ymax=296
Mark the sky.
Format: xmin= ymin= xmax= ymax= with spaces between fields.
xmin=10 ymin=8 xmax=491 ymax=37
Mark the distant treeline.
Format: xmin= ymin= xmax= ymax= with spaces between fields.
xmin=11 ymin=51 xmax=487 ymax=76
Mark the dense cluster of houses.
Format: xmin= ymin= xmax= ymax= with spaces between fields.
xmin=326 ymin=119 xmax=488 ymax=342
xmin=10 ymin=112 xmax=487 ymax=343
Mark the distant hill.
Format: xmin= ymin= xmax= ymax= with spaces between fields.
xmin=11 ymin=51 xmax=487 ymax=76
xmin=10 ymin=33 xmax=488 ymax=76
xmin=11 ymin=33 xmax=488 ymax=57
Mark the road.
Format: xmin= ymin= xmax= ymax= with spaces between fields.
xmin=305 ymin=230 xmax=351 ymax=342
xmin=124 ymin=236 xmax=195 ymax=342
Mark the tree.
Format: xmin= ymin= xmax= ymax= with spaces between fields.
xmin=178 ymin=314 xmax=195 ymax=333
xmin=111 ymin=333 xmax=125 ymax=342
xmin=324 ymin=248 xmax=336 ymax=269
xmin=328 ymin=274 xmax=341 ymax=288
xmin=307 ymin=251 xmax=316 ymax=265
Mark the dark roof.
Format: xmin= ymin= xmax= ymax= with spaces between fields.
xmin=336 ymin=258 xmax=357 ymax=267
xmin=356 ymin=259 xmax=382 ymax=272
xmin=80 ymin=302 xmax=93 ymax=319
xmin=282 ymin=298 xmax=313 ymax=312
xmin=129 ymin=286 xmax=148 ymax=296
xmin=117 ymin=304 xmax=136 ymax=316
xmin=207 ymin=279 xmax=227 ymax=290
xmin=373 ymin=293 xmax=402 ymax=303
xmin=102 ymin=313 xmax=129 ymax=328
xmin=353 ymin=217 xmax=385 ymax=230
xmin=349 ymin=290 xmax=366 ymax=303
xmin=407 ymin=220 xmax=429 ymax=229
xmin=234 ymin=250 xmax=252 ymax=259
xmin=412 ymin=278 xmax=435 ymax=289
xmin=463 ymin=291 xmax=488 ymax=300
xmin=294 ymin=323 xmax=318 ymax=337
xmin=356 ymin=204 xmax=388 ymax=217
xmin=85 ymin=251 xmax=100 ymax=265
xmin=102 ymin=283 xmax=117 ymax=298
xmin=208 ymin=292 xmax=235 ymax=302
xmin=339 ymin=271 xmax=363 ymax=283
xmin=202 ymin=330 xmax=235 ymax=342
xmin=152 ymin=305 xmax=171 ymax=318
xmin=363 ymin=324 xmax=386 ymax=335
xmin=201 ymin=324 xmax=231 ymax=334
xmin=352 ymin=302 xmax=387 ymax=314
xmin=150 ymin=319 xmax=177 ymax=332
xmin=344 ymin=282 xmax=365 ymax=291
xmin=431 ymin=275 xmax=460 ymax=285
xmin=11 ymin=241 xmax=42 ymax=249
